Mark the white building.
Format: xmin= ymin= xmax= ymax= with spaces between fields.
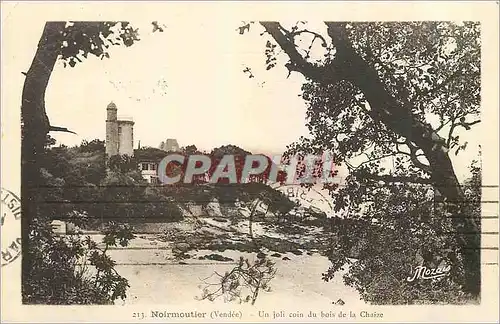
xmin=139 ymin=161 xmax=160 ymax=184
xmin=159 ymin=138 xmax=180 ymax=152
xmin=136 ymin=140 xmax=182 ymax=184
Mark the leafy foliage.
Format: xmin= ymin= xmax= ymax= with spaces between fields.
xmin=108 ymin=154 xmax=140 ymax=175
xmin=181 ymin=144 xmax=201 ymax=155
xmin=24 ymin=213 xmax=135 ymax=304
xmin=26 ymin=137 xmax=187 ymax=304
xmin=80 ymin=139 xmax=105 ymax=153
xmin=198 ymin=255 xmax=277 ymax=305
xmin=42 ymin=140 xmax=184 ymax=227
xmin=322 ymin=164 xmax=480 ymax=304
xmin=134 ymin=146 xmax=171 ymax=163
xmin=23 ymin=20 xmax=166 ymax=305
xmin=242 ymin=21 xmax=482 ymax=302
xmin=59 ymin=21 xmax=141 ymax=68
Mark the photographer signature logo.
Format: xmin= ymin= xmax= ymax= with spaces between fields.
xmin=406 ymin=265 xmax=451 ymax=282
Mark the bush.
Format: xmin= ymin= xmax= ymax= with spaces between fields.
xmin=322 ymin=173 xmax=481 ymax=304
xmin=23 ymin=221 xmax=134 ymax=304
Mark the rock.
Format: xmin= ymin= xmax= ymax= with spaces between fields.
xmin=188 ymin=204 xmax=204 ymax=216
xmin=291 ymin=249 xmax=303 ymax=255
xmin=282 ymin=256 xmax=291 ymax=261
xmin=271 ymin=253 xmax=281 ymax=257
xmin=203 ymin=254 xmax=233 ymax=262
xmin=257 ymin=252 xmax=266 ymax=259
xmin=205 ymin=198 xmax=223 ymax=217
xmin=175 ymin=242 xmax=191 ymax=252
xmin=334 ymin=298 xmax=345 ymax=305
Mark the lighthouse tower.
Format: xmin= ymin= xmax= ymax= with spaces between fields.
xmin=105 ymin=101 xmax=134 ymax=156
xmin=106 ymin=102 xmax=119 ymax=156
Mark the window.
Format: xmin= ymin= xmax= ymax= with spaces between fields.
xmin=150 ymin=176 xmax=159 ymax=184
xmin=141 ymin=163 xmax=149 ymax=171
xmin=150 ymin=163 xmax=157 ymax=171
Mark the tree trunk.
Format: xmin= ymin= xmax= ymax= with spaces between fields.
xmin=337 ymin=41 xmax=480 ymax=296
xmin=261 ymin=21 xmax=480 ymax=296
xmin=248 ymin=199 xmax=260 ymax=240
xmin=21 ymin=22 xmax=65 ymax=301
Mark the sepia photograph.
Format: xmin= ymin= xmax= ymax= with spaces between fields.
xmin=1 ymin=1 xmax=499 ymax=323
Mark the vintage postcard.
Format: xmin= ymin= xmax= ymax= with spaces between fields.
xmin=1 ymin=1 xmax=499 ymax=323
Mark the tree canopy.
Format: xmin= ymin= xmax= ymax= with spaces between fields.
xmin=240 ymin=21 xmax=481 ymax=299
xmin=21 ymin=21 xmax=163 ymax=304
xmin=21 ymin=20 xmax=483 ymax=305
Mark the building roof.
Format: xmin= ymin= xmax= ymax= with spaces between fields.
xmin=117 ymin=119 xmax=135 ymax=125
xmin=107 ymin=101 xmax=117 ymax=110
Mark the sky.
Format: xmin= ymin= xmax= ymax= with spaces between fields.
xmin=1 ymin=17 xmax=484 ymax=182
xmin=43 ymin=20 xmax=314 ymax=156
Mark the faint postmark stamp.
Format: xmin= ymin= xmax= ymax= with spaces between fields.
xmin=270 ymin=183 xmax=335 ymax=219
xmin=1 ymin=188 xmax=22 ymax=266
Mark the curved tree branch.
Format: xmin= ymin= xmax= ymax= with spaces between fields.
xmin=260 ymin=20 xmax=481 ymax=295
xmin=260 ymin=22 xmax=340 ymax=82
xmin=49 ymin=125 xmax=77 ymax=134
